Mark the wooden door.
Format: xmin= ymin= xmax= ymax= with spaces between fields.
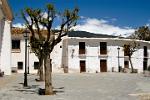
xmin=80 ymin=61 xmax=86 ymax=73
xmin=100 ymin=60 xmax=107 ymax=72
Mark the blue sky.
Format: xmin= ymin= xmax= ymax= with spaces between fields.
xmin=8 ymin=0 xmax=150 ymax=36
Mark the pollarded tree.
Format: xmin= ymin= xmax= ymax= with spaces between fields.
xmin=123 ymin=42 xmax=139 ymax=73
xmin=21 ymin=3 xmax=79 ymax=95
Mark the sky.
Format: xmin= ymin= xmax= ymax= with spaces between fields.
xmin=8 ymin=0 xmax=150 ymax=37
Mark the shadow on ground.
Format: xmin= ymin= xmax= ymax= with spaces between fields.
xmin=11 ymin=83 xmax=65 ymax=95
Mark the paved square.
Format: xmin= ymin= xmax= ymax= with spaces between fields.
xmin=0 ymin=73 xmax=150 ymax=100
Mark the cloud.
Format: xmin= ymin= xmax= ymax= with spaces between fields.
xmin=12 ymin=23 xmax=25 ymax=28
xmin=74 ymin=17 xmax=135 ymax=37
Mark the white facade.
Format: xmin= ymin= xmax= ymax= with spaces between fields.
xmin=11 ymin=34 xmax=63 ymax=73
xmin=11 ymin=32 xmax=150 ymax=74
xmin=62 ymin=37 xmax=150 ymax=73
xmin=0 ymin=0 xmax=13 ymax=75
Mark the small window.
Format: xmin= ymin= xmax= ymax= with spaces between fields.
xmin=34 ymin=62 xmax=39 ymax=69
xmin=18 ymin=62 xmax=23 ymax=70
xmin=124 ymin=44 xmax=129 ymax=56
xmin=100 ymin=42 xmax=107 ymax=54
xmin=143 ymin=58 xmax=148 ymax=70
xmin=79 ymin=42 xmax=85 ymax=54
xmin=124 ymin=61 xmax=129 ymax=68
xmin=12 ymin=40 xmax=20 ymax=49
xmin=144 ymin=46 xmax=147 ymax=57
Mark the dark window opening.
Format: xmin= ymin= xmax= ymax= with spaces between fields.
xmin=100 ymin=42 xmax=107 ymax=54
xmin=124 ymin=44 xmax=128 ymax=56
xmin=34 ymin=62 xmax=39 ymax=70
xmin=80 ymin=60 xmax=86 ymax=72
xmin=124 ymin=61 xmax=129 ymax=68
xmin=79 ymin=42 xmax=85 ymax=54
xmin=144 ymin=46 xmax=148 ymax=57
xmin=143 ymin=58 xmax=148 ymax=71
xmin=12 ymin=40 xmax=20 ymax=49
xmin=18 ymin=62 xmax=23 ymax=70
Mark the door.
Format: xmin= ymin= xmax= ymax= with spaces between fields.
xmin=100 ymin=60 xmax=107 ymax=72
xmin=80 ymin=60 xmax=86 ymax=73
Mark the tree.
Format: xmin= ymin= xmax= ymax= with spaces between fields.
xmin=21 ymin=4 xmax=79 ymax=95
xmin=123 ymin=42 xmax=139 ymax=73
xmin=129 ymin=26 xmax=150 ymax=41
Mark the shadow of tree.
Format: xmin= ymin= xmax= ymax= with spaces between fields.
xmin=38 ymin=87 xmax=65 ymax=95
xmin=13 ymin=84 xmax=40 ymax=94
xmin=13 ymin=83 xmax=65 ymax=95
xmin=53 ymin=87 xmax=65 ymax=94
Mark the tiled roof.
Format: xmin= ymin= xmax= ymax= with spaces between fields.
xmin=11 ymin=27 xmax=25 ymax=34
xmin=11 ymin=27 xmax=59 ymax=39
xmin=11 ymin=27 xmax=49 ymax=34
xmin=11 ymin=27 xmax=120 ymax=39
xmin=68 ymin=31 xmax=118 ymax=38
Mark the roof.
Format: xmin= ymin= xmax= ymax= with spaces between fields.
xmin=11 ymin=27 xmax=59 ymax=39
xmin=68 ymin=31 xmax=118 ymax=38
xmin=1 ymin=0 xmax=13 ymax=21
xmin=11 ymin=27 xmax=59 ymax=35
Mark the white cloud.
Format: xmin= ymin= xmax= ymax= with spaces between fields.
xmin=74 ymin=18 xmax=135 ymax=37
xmin=12 ymin=23 xmax=25 ymax=28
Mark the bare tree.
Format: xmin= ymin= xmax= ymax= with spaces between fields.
xmin=21 ymin=3 xmax=79 ymax=95
xmin=123 ymin=42 xmax=139 ymax=73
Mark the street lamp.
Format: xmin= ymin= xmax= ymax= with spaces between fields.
xmin=27 ymin=45 xmax=30 ymax=74
xmin=117 ymin=47 xmax=120 ymax=72
xmin=23 ymin=29 xmax=30 ymax=87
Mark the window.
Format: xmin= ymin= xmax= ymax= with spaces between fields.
xmin=144 ymin=46 xmax=147 ymax=57
xmin=100 ymin=42 xmax=107 ymax=54
xmin=79 ymin=42 xmax=85 ymax=54
xmin=34 ymin=62 xmax=39 ymax=70
xmin=124 ymin=61 xmax=129 ymax=68
xmin=143 ymin=58 xmax=148 ymax=71
xmin=18 ymin=62 xmax=23 ymax=70
xmin=12 ymin=40 xmax=20 ymax=49
xmin=124 ymin=44 xmax=128 ymax=56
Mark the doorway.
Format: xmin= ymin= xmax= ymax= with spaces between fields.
xmin=100 ymin=60 xmax=107 ymax=72
xmin=80 ymin=60 xmax=86 ymax=73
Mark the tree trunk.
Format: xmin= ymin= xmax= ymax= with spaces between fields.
xmin=129 ymin=57 xmax=134 ymax=73
xmin=44 ymin=55 xmax=53 ymax=95
xmin=39 ymin=57 xmax=44 ymax=81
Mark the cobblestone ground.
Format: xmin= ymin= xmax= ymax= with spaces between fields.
xmin=0 ymin=73 xmax=150 ymax=100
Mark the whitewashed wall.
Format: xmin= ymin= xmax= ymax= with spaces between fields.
xmin=63 ymin=38 xmax=150 ymax=73
xmin=11 ymin=36 xmax=150 ymax=74
xmin=11 ymin=38 xmax=63 ymax=73
xmin=1 ymin=20 xmax=12 ymax=75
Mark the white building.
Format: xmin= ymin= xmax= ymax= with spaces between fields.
xmin=11 ymin=29 xmax=150 ymax=74
xmin=0 ymin=0 xmax=13 ymax=75
xmin=11 ymin=27 xmax=63 ymax=73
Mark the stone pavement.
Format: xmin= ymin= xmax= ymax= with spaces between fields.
xmin=0 ymin=73 xmax=150 ymax=100
xmin=0 ymin=74 xmax=18 ymax=89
